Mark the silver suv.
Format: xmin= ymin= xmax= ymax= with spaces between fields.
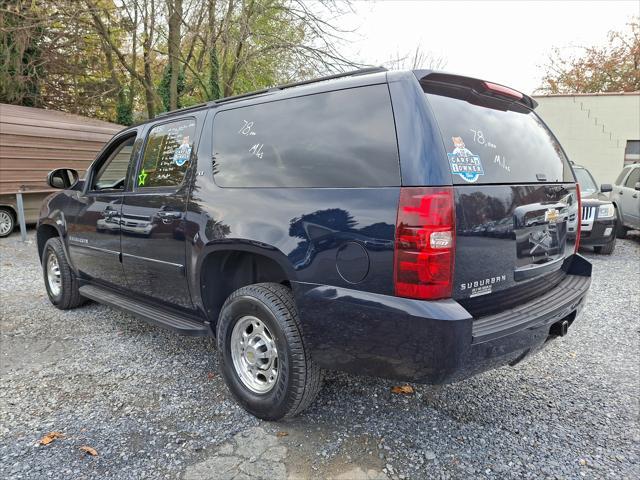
xmin=611 ymin=163 xmax=640 ymax=237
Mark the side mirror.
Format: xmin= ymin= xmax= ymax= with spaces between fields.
xmin=635 ymin=182 xmax=640 ymax=191
xmin=600 ymin=183 xmax=612 ymax=193
xmin=47 ymin=168 xmax=79 ymax=190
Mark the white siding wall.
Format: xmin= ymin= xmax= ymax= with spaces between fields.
xmin=533 ymin=94 xmax=640 ymax=185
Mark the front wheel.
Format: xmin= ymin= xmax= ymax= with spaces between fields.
xmin=0 ymin=208 xmax=15 ymax=238
xmin=216 ymin=283 xmax=322 ymax=420
xmin=42 ymin=237 xmax=85 ymax=309
xmin=594 ymin=236 xmax=616 ymax=255
xmin=615 ymin=211 xmax=628 ymax=239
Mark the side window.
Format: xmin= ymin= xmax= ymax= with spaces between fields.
xmin=92 ymin=136 xmax=136 ymax=191
xmin=137 ymin=118 xmax=196 ymax=188
xmin=212 ymin=84 xmax=400 ymax=187
xmin=624 ymin=168 xmax=640 ymax=188
xmin=624 ymin=140 xmax=640 ymax=166
xmin=614 ymin=167 xmax=630 ymax=185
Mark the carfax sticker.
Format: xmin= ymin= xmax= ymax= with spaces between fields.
xmin=447 ymin=136 xmax=484 ymax=183
xmin=173 ymin=135 xmax=192 ymax=166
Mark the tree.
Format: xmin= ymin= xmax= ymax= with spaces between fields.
xmin=539 ymin=18 xmax=640 ymax=94
xmin=166 ymin=0 xmax=182 ymax=110
xmin=384 ymin=46 xmax=447 ymax=71
xmin=1 ymin=1 xmax=125 ymax=119
xmin=0 ymin=1 xmax=45 ymax=107
xmin=2 ymin=0 xmax=361 ymax=121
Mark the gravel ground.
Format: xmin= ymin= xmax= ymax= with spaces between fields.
xmin=1 ymin=230 xmax=638 ymax=480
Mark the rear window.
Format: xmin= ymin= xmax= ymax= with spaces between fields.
xmin=212 ymin=84 xmax=400 ymax=187
xmin=425 ymin=93 xmax=573 ymax=184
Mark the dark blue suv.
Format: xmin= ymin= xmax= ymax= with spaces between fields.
xmin=37 ymin=68 xmax=592 ymax=420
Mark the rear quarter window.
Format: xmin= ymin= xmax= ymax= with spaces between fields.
xmin=212 ymin=84 xmax=400 ymax=187
xmin=425 ymin=93 xmax=573 ymax=184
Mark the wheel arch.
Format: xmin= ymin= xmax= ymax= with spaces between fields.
xmin=0 ymin=204 xmax=17 ymax=219
xmin=612 ymin=200 xmax=626 ymax=224
xmin=196 ymin=243 xmax=296 ymax=330
xmin=36 ymin=221 xmax=66 ymax=261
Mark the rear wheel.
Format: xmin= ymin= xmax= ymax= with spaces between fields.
xmin=217 ymin=283 xmax=322 ymax=420
xmin=594 ymin=236 xmax=616 ymax=255
xmin=0 ymin=208 xmax=15 ymax=237
xmin=42 ymin=237 xmax=85 ymax=309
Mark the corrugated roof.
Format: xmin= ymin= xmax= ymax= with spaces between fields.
xmin=0 ymin=104 xmax=122 ymax=194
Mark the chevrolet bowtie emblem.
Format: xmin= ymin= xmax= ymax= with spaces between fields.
xmin=544 ymin=208 xmax=560 ymax=223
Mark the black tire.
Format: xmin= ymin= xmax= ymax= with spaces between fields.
xmin=0 ymin=207 xmax=15 ymax=238
xmin=615 ymin=211 xmax=628 ymax=239
xmin=594 ymin=236 xmax=616 ymax=255
xmin=42 ymin=237 xmax=85 ymax=309
xmin=216 ymin=283 xmax=322 ymax=420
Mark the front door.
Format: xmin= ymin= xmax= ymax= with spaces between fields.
xmin=67 ymin=132 xmax=138 ymax=285
xmin=620 ymin=167 xmax=640 ymax=229
xmin=120 ymin=117 xmax=198 ymax=309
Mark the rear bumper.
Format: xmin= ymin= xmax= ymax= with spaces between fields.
xmin=293 ymin=254 xmax=591 ymax=384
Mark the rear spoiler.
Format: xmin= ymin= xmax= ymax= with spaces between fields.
xmin=413 ymin=70 xmax=537 ymax=110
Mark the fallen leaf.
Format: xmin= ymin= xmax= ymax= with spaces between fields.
xmin=391 ymin=385 xmax=414 ymax=395
xmin=569 ymin=351 xmax=577 ymax=358
xmin=207 ymin=372 xmax=215 ymax=380
xmin=276 ymin=431 xmax=288 ymax=437
xmin=39 ymin=432 xmax=64 ymax=445
xmin=80 ymin=446 xmax=98 ymax=456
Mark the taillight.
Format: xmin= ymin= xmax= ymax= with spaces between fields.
xmin=394 ymin=187 xmax=455 ymax=300
xmin=574 ymin=183 xmax=581 ymax=253
xmin=483 ymin=81 xmax=524 ymax=100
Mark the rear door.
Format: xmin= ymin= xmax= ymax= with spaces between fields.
xmin=423 ymin=86 xmax=577 ymax=317
xmin=120 ymin=117 xmax=199 ymax=309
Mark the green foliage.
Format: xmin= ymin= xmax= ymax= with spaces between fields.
xmin=116 ymin=89 xmax=134 ymax=125
xmin=2 ymin=0 xmax=356 ymax=121
xmin=540 ymin=18 xmax=640 ymax=93
xmin=0 ymin=2 xmax=45 ymax=106
xmin=158 ymin=64 xmax=186 ymax=112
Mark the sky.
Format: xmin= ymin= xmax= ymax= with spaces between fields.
xmin=337 ymin=0 xmax=639 ymax=94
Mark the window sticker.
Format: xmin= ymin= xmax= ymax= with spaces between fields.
xmin=173 ymin=136 xmax=192 ymax=166
xmin=139 ymin=119 xmax=196 ymax=188
xmin=447 ymin=136 xmax=484 ymax=183
xmin=138 ymin=169 xmax=148 ymax=186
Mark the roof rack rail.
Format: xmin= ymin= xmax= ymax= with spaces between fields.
xmin=154 ymin=102 xmax=209 ymax=118
xmin=154 ymin=67 xmax=387 ymax=118
xmin=213 ymin=66 xmax=387 ymax=106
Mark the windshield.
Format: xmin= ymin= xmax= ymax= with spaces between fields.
xmin=573 ymin=167 xmax=598 ymax=194
xmin=425 ymin=93 xmax=573 ymax=184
